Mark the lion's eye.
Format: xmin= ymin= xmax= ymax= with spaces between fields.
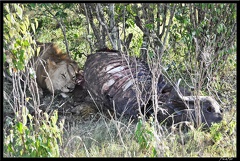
xmin=61 ymin=73 xmax=66 ymax=79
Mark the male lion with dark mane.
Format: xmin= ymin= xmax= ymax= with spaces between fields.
xmin=34 ymin=42 xmax=80 ymax=94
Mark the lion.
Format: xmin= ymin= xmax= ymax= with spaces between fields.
xmin=34 ymin=42 xmax=80 ymax=94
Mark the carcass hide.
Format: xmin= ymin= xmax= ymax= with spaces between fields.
xmin=83 ymin=51 xmax=223 ymax=127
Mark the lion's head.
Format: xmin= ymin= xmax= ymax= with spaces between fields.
xmin=44 ymin=59 xmax=79 ymax=93
xmin=35 ymin=42 xmax=80 ymax=94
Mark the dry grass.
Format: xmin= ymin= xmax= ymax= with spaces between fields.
xmin=59 ymin=104 xmax=236 ymax=157
xmin=3 ymin=82 xmax=236 ymax=157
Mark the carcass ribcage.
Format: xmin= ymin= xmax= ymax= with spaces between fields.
xmin=84 ymin=51 xmax=223 ymax=127
xmin=84 ymin=51 xmax=156 ymax=118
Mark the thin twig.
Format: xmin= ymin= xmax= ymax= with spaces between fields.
xmin=44 ymin=6 xmax=70 ymax=57
xmin=83 ymin=3 xmax=93 ymax=53
xmin=96 ymin=4 xmax=115 ymax=48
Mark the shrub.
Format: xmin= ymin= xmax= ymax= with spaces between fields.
xmin=3 ymin=106 xmax=64 ymax=157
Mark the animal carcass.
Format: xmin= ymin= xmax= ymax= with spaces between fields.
xmin=83 ymin=50 xmax=223 ymax=127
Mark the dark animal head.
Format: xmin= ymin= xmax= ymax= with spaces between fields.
xmin=157 ymin=79 xmax=223 ymax=128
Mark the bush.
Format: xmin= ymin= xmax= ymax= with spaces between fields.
xmin=3 ymin=106 xmax=64 ymax=157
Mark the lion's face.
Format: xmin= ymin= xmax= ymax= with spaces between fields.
xmin=45 ymin=60 xmax=78 ymax=93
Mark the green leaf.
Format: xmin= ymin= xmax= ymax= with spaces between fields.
xmin=20 ymin=23 xmax=27 ymax=33
xmin=55 ymin=11 xmax=67 ymax=18
xmin=175 ymin=15 xmax=183 ymax=21
xmin=7 ymin=144 xmax=14 ymax=153
xmin=25 ymin=16 xmax=30 ymax=28
xmin=208 ymin=4 xmax=212 ymax=9
xmin=155 ymin=18 xmax=161 ymax=22
xmin=51 ymin=112 xmax=58 ymax=125
xmin=220 ymin=4 xmax=224 ymax=9
xmin=217 ymin=23 xmax=224 ymax=34
xmin=29 ymin=67 xmax=36 ymax=79
xmin=19 ymin=50 xmax=25 ymax=63
xmin=36 ymin=46 xmax=40 ymax=56
xmin=4 ymin=34 xmax=10 ymax=42
xmin=17 ymin=61 xmax=24 ymax=70
xmin=35 ymin=18 xmax=38 ymax=29
xmin=22 ymin=105 xmax=29 ymax=125
xmin=151 ymin=147 xmax=157 ymax=157
xmin=192 ymin=31 xmax=196 ymax=36
xmin=9 ymin=28 xmax=15 ymax=38
xmin=145 ymin=23 xmax=153 ymax=30
xmin=17 ymin=122 xmax=23 ymax=133
xmin=74 ymin=33 xmax=78 ymax=38
xmin=43 ymin=112 xmax=49 ymax=121
xmin=23 ymin=40 xmax=30 ymax=47
xmin=136 ymin=119 xmax=142 ymax=134
xmin=148 ymin=51 xmax=154 ymax=58
xmin=6 ymin=14 xmax=11 ymax=22
xmin=126 ymin=18 xmax=135 ymax=28
xmin=15 ymin=4 xmax=23 ymax=20
xmin=29 ymin=3 xmax=36 ymax=8
xmin=31 ymin=23 xmax=35 ymax=34
xmin=4 ymin=4 xmax=10 ymax=13
xmin=3 ymin=53 xmax=6 ymax=63
xmin=87 ymin=35 xmax=92 ymax=39
xmin=3 ymin=17 xmax=10 ymax=29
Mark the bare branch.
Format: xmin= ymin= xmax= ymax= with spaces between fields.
xmin=96 ymin=3 xmax=115 ymax=49
xmin=157 ymin=4 xmax=160 ymax=36
xmin=125 ymin=33 xmax=133 ymax=50
xmin=161 ymin=4 xmax=176 ymax=54
xmin=135 ymin=15 xmax=144 ymax=31
xmin=59 ymin=17 xmax=70 ymax=54
xmin=83 ymin=3 xmax=94 ymax=53
xmin=109 ymin=3 xmax=118 ymax=50
xmin=159 ymin=4 xmax=168 ymax=40
xmin=85 ymin=3 xmax=103 ymax=49
xmin=44 ymin=6 xmax=70 ymax=57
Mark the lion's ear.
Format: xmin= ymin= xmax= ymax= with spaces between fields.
xmin=47 ymin=59 xmax=57 ymax=69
